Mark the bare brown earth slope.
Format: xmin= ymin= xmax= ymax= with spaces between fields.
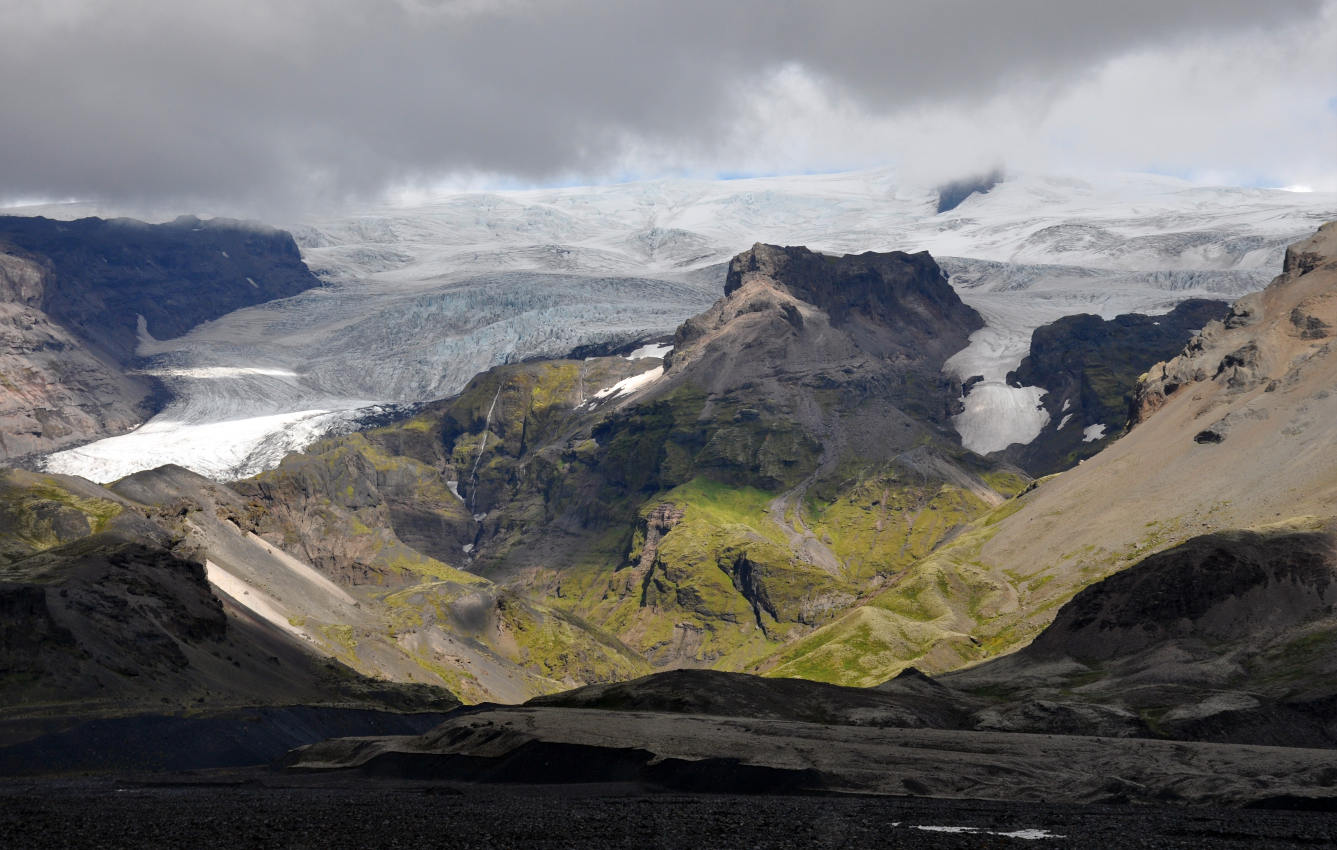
xmin=763 ymin=221 xmax=1337 ymax=684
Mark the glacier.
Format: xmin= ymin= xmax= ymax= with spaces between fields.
xmin=31 ymin=169 xmax=1337 ymax=482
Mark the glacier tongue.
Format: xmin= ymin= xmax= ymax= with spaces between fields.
xmin=44 ymin=407 xmax=355 ymax=483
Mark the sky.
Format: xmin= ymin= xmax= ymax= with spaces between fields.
xmin=2 ymin=0 xmax=1335 ymax=216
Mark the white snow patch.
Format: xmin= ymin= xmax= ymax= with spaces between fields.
xmin=953 ymin=382 xmax=1050 ymax=454
xmin=1082 ymin=423 xmax=1108 ymax=442
xmin=446 ymin=480 xmax=462 ymax=500
xmin=591 ymin=366 xmax=663 ymax=402
xmin=462 ymin=543 xmax=475 ymax=555
xmin=246 ymin=276 xmax=258 ymax=288
xmin=1061 ymin=398 xmax=1071 ymax=412
xmin=1057 ymin=413 xmax=1073 ymax=430
xmin=625 ymin=342 xmax=672 ymax=360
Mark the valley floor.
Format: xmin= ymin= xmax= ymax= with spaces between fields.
xmin=3 ymin=773 xmax=1336 ymax=849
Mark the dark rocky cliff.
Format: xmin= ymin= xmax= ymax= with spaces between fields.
xmin=1001 ymin=298 xmax=1229 ymax=474
xmin=0 ymin=215 xmax=320 ymax=362
xmin=716 ymin=243 xmax=982 ymax=359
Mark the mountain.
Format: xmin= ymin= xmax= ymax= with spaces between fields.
xmin=58 ymin=244 xmax=1021 ymax=702
xmin=0 ymin=215 xmax=319 ymax=362
xmin=412 ymin=246 xmax=1018 ymax=672
xmin=0 ymin=215 xmax=321 ymax=462
xmin=29 ymin=170 xmax=1334 ymax=484
xmin=761 ymin=220 xmax=1337 ymax=685
xmin=0 ymin=250 xmax=159 ymax=460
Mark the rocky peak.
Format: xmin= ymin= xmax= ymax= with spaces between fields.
xmin=722 ymin=243 xmax=973 ymax=333
xmin=672 ymin=243 xmax=981 ymax=378
xmin=1283 ymin=221 xmax=1337 ymax=277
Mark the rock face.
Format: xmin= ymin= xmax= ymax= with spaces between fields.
xmin=0 ymin=250 xmax=163 ymax=460
xmin=0 ymin=215 xmax=321 ymax=460
xmin=0 ymin=215 xmax=320 ymax=361
xmin=0 ymin=469 xmax=457 ymax=718
xmin=1002 ymin=298 xmax=1229 ymax=474
xmin=935 ymin=169 xmax=1004 ymax=214
xmin=715 ymin=244 xmax=981 ymax=350
xmin=668 ymin=244 xmax=984 ymax=448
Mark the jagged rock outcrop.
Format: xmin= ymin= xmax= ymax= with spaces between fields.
xmin=1001 ymin=298 xmax=1229 ymax=474
xmin=1135 ymin=221 xmax=1337 ymax=426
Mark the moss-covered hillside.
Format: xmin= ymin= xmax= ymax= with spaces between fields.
xmin=209 ymin=245 xmax=1036 ymax=696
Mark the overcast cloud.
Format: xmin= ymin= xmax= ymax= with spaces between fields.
xmin=2 ymin=0 xmax=1334 ymax=215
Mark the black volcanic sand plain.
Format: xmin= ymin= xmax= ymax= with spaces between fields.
xmin=4 ymin=773 xmax=1337 ymax=849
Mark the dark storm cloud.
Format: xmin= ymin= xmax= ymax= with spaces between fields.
xmin=0 ymin=0 xmax=1325 ymax=211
